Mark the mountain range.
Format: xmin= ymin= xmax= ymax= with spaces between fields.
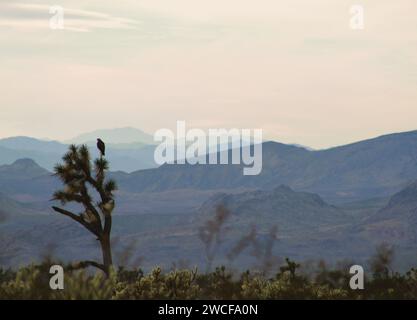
xmin=0 ymin=128 xmax=158 ymax=172
xmin=1 ymin=128 xmax=417 ymax=270
xmin=198 ymin=185 xmax=346 ymax=231
xmin=114 ymin=130 xmax=417 ymax=203
xmin=1 ymin=179 xmax=416 ymax=270
xmin=2 ymin=128 xmax=416 ymax=203
xmin=1 ymin=129 xmax=417 ymax=203
xmin=64 ymin=127 xmax=155 ymax=145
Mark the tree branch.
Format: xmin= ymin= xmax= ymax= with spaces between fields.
xmin=79 ymin=185 xmax=103 ymax=233
xmin=86 ymin=176 xmax=110 ymax=204
xmin=52 ymin=206 xmax=100 ymax=237
xmin=68 ymin=260 xmax=106 ymax=272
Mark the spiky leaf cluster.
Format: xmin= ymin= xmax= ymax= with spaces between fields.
xmin=52 ymin=144 xmax=117 ymax=228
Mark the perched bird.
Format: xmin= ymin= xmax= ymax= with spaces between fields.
xmin=97 ymin=138 xmax=106 ymax=157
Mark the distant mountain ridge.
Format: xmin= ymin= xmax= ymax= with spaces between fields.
xmin=0 ymin=159 xmax=49 ymax=180
xmin=0 ymin=193 xmax=45 ymax=217
xmin=0 ymin=131 xmax=158 ymax=172
xmin=115 ymin=130 xmax=417 ymax=202
xmin=0 ymin=136 xmax=66 ymax=152
xmin=1 ymin=129 xmax=417 ymax=203
xmin=65 ymin=127 xmax=155 ymax=145
xmin=368 ymin=180 xmax=417 ymax=225
xmin=347 ymin=179 xmax=417 ymax=251
xmin=198 ymin=185 xmax=346 ymax=231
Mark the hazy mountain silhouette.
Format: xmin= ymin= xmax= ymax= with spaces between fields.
xmin=65 ymin=127 xmax=155 ymax=145
xmin=0 ymin=136 xmax=67 ymax=153
xmin=0 ymin=136 xmax=158 ymax=172
xmin=1 ymin=130 xmax=417 ymax=203
xmin=0 ymin=159 xmax=49 ymax=180
xmin=115 ymin=130 xmax=417 ymax=202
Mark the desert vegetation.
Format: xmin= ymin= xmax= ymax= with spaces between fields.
xmin=2 ymin=251 xmax=417 ymax=299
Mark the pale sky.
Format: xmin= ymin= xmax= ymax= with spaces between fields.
xmin=0 ymin=0 xmax=416 ymax=149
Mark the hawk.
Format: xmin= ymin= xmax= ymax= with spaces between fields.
xmin=97 ymin=138 xmax=106 ymax=157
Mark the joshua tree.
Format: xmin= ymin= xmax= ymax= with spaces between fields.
xmin=52 ymin=144 xmax=117 ymax=276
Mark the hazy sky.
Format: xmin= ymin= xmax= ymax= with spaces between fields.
xmin=1 ymin=0 xmax=416 ymax=148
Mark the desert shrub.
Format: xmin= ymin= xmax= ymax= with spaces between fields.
xmin=361 ymin=269 xmax=417 ymax=299
xmin=114 ymin=267 xmax=200 ymax=299
xmin=196 ymin=266 xmax=242 ymax=299
xmin=240 ymin=273 xmax=267 ymax=299
xmin=0 ymin=265 xmax=45 ymax=299
xmin=55 ymin=270 xmax=116 ymax=300
xmin=3 ymin=260 xmax=417 ymax=299
xmin=0 ymin=262 xmax=116 ymax=300
xmin=117 ymin=266 xmax=144 ymax=283
xmin=0 ymin=268 xmax=16 ymax=285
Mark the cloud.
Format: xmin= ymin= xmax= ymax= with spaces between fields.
xmin=0 ymin=2 xmax=140 ymax=32
xmin=1 ymin=0 xmax=417 ymax=148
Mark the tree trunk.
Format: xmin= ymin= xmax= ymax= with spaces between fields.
xmin=100 ymin=234 xmax=113 ymax=276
